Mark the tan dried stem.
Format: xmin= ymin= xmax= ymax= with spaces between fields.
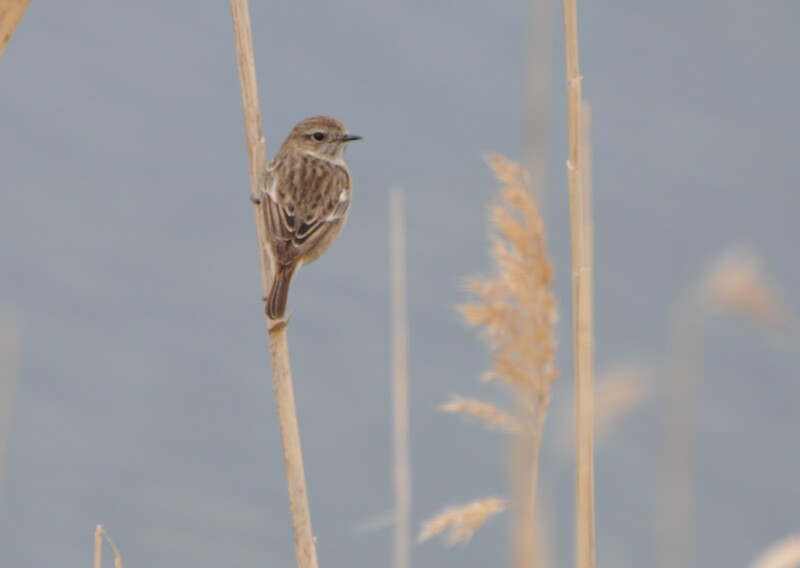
xmin=93 ymin=525 xmax=124 ymax=568
xmin=561 ymin=0 xmax=595 ymax=562
xmin=0 ymin=313 xmax=23 ymax=513
xmin=390 ymin=189 xmax=411 ymax=568
xmin=229 ymin=2 xmax=318 ymax=567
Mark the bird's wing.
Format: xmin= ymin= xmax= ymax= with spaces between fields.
xmin=258 ymin=162 xmax=350 ymax=268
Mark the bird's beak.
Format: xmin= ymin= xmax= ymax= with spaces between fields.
xmin=341 ymin=133 xmax=362 ymax=142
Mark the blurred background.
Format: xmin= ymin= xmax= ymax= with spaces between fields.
xmin=1 ymin=1 xmax=799 ymax=567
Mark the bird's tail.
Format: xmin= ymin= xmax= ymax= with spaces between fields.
xmin=266 ymin=266 xmax=295 ymax=320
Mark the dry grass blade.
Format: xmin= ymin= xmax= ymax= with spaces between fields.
xmin=0 ymin=0 xmax=30 ymax=59
xmin=418 ymin=498 xmax=506 ymax=545
xmin=440 ymin=395 xmax=519 ymax=432
xmin=747 ymin=536 xmax=800 ymax=568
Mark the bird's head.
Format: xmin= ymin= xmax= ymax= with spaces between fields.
xmin=284 ymin=115 xmax=361 ymax=160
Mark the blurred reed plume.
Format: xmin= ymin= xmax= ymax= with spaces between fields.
xmin=419 ymin=155 xmax=558 ymax=565
xmin=440 ymin=395 xmax=519 ymax=433
xmin=704 ymin=247 xmax=792 ymax=336
xmin=747 ymin=536 xmax=800 ymax=568
xmin=418 ymin=498 xmax=507 ymax=546
xmin=655 ymin=246 xmax=793 ymax=568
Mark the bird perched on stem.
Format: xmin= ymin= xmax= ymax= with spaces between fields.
xmin=252 ymin=115 xmax=361 ymax=322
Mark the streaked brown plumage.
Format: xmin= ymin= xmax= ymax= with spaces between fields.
xmin=254 ymin=116 xmax=361 ymax=320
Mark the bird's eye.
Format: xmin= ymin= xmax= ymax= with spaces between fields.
xmin=312 ymin=132 xmax=325 ymax=141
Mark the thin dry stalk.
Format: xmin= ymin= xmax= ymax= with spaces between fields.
xmin=561 ymin=0 xmax=595 ymax=564
xmin=93 ymin=525 xmax=124 ymax=568
xmin=389 ymin=189 xmax=411 ymax=568
xmin=94 ymin=525 xmax=102 ymax=568
xmin=0 ymin=313 xmax=23 ymax=513
xmin=229 ymin=2 xmax=318 ymax=567
xmin=0 ymin=0 xmax=30 ymax=58
xmin=523 ymin=0 xmax=555 ymax=206
xmin=418 ymin=498 xmax=506 ymax=546
xmin=440 ymin=395 xmax=519 ymax=432
xmin=747 ymin=536 xmax=800 ymax=568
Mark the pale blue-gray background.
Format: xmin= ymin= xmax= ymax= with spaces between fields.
xmin=1 ymin=2 xmax=798 ymax=567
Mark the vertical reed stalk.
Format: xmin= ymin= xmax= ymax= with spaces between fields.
xmin=94 ymin=525 xmax=103 ymax=568
xmin=523 ymin=0 xmax=554 ymax=206
xmin=230 ymin=2 xmax=318 ymax=567
xmin=389 ymin=190 xmax=411 ymax=568
xmin=0 ymin=314 xmax=23 ymax=514
xmin=561 ymin=0 xmax=596 ymax=566
xmin=654 ymin=292 xmax=705 ymax=568
xmin=513 ymin=396 xmax=549 ymax=568
xmin=93 ymin=525 xmax=124 ymax=568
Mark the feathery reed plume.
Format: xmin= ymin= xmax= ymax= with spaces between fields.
xmin=93 ymin=525 xmax=124 ymax=568
xmin=440 ymin=395 xmax=519 ymax=432
xmin=654 ymin=247 xmax=792 ymax=568
xmin=420 ymin=154 xmax=558 ymax=564
xmin=561 ymin=0 xmax=595 ymax=563
xmin=464 ymin=155 xmax=558 ymax=567
xmin=747 ymin=536 xmax=800 ymax=568
xmin=229 ymin=2 xmax=318 ymax=567
xmin=0 ymin=313 xmax=23 ymax=514
xmin=418 ymin=498 xmax=506 ymax=546
xmin=389 ymin=189 xmax=412 ymax=568
xmin=0 ymin=0 xmax=30 ymax=59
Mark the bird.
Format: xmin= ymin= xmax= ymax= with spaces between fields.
xmin=252 ymin=115 xmax=361 ymax=322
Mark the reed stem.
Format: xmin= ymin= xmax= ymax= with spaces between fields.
xmin=230 ymin=2 xmax=318 ymax=566
xmin=390 ymin=190 xmax=411 ymax=568
xmin=561 ymin=0 xmax=596 ymax=566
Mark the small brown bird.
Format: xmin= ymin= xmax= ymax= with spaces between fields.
xmin=253 ymin=116 xmax=361 ymax=320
